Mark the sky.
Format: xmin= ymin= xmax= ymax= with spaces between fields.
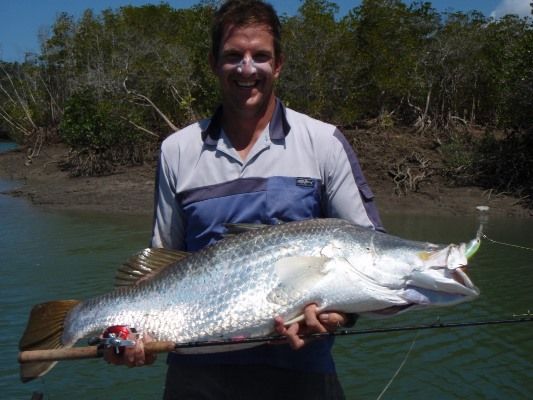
xmin=0 ymin=0 xmax=531 ymax=62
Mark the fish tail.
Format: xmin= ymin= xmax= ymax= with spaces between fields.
xmin=19 ymin=300 xmax=80 ymax=383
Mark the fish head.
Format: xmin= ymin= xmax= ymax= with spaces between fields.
xmin=342 ymin=234 xmax=482 ymax=318
xmin=402 ymin=241 xmax=480 ymax=309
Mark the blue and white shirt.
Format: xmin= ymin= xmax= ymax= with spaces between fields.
xmin=151 ymin=99 xmax=383 ymax=372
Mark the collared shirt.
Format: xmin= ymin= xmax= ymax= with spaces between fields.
xmin=151 ymin=99 xmax=383 ymax=372
xmin=152 ymin=100 xmax=383 ymax=251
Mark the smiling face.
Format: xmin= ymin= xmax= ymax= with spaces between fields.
xmin=210 ymin=23 xmax=283 ymax=120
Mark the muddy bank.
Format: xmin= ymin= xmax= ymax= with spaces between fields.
xmin=0 ymin=145 xmax=155 ymax=215
xmin=0 ymin=142 xmax=530 ymax=219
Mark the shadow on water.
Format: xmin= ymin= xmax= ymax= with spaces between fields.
xmin=1 ymin=155 xmax=532 ymax=399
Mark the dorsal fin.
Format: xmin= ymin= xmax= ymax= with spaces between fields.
xmin=222 ymin=222 xmax=278 ymax=239
xmin=224 ymin=223 xmax=269 ymax=234
xmin=115 ymin=247 xmax=190 ymax=288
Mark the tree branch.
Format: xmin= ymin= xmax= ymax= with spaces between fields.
xmin=123 ymin=78 xmax=178 ymax=132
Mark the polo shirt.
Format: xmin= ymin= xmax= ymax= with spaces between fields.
xmin=151 ymin=99 xmax=383 ymax=372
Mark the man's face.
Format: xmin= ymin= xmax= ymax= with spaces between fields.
xmin=211 ymin=23 xmax=283 ymax=118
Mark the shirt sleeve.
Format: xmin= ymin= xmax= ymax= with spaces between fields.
xmin=323 ymin=129 xmax=384 ymax=232
xmin=151 ymin=147 xmax=186 ymax=250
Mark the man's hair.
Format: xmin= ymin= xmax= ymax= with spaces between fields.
xmin=211 ymin=0 xmax=282 ymax=62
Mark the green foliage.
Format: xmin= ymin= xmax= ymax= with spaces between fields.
xmin=60 ymin=89 xmax=139 ymax=148
xmin=473 ymin=131 xmax=533 ymax=206
xmin=440 ymin=134 xmax=475 ymax=175
xmin=279 ymin=0 xmax=346 ymax=121
xmin=492 ymin=19 xmax=533 ymax=129
xmin=0 ymin=1 xmax=531 ymax=193
xmin=0 ymin=59 xmax=62 ymax=144
xmin=348 ymin=0 xmax=435 ymax=117
xmin=59 ymin=88 xmax=152 ymax=175
xmin=4 ymin=0 xmax=530 ymax=133
xmin=440 ymin=129 xmax=533 ymax=208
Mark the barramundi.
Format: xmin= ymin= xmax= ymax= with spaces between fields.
xmin=19 ymin=218 xmax=480 ymax=381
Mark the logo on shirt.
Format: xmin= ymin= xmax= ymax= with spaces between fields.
xmin=295 ymin=177 xmax=315 ymax=188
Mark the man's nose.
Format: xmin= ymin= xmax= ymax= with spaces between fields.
xmin=237 ymin=57 xmax=257 ymax=75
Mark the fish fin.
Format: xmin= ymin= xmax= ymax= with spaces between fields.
xmin=267 ymin=256 xmax=329 ymax=306
xmin=19 ymin=300 xmax=80 ymax=383
xmin=222 ymin=223 xmax=271 ymax=238
xmin=115 ymin=247 xmax=189 ymax=287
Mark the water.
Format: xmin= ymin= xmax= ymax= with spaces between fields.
xmin=335 ymin=215 xmax=533 ymax=399
xmin=0 ymin=141 xmax=18 ymax=153
xmin=1 ymin=143 xmax=532 ymax=399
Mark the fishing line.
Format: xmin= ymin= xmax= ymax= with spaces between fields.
xmin=481 ymin=233 xmax=533 ymax=252
xmin=475 ymin=206 xmax=532 ymax=251
xmin=375 ymin=330 xmax=420 ymax=400
xmin=171 ymin=315 xmax=533 ymax=349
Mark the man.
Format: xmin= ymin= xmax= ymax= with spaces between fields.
xmin=106 ymin=1 xmax=383 ymax=398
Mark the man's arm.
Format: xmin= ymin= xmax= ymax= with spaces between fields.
xmin=151 ymin=148 xmax=186 ymax=250
xmin=324 ymin=129 xmax=384 ymax=232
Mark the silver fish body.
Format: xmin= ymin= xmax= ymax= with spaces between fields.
xmin=61 ymin=218 xmax=480 ymax=347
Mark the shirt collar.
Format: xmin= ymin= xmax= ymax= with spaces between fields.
xmin=201 ymin=98 xmax=290 ymax=145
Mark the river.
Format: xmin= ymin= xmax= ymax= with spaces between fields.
xmin=1 ymin=141 xmax=532 ymax=399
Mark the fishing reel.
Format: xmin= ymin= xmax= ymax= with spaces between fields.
xmin=89 ymin=325 xmax=136 ymax=355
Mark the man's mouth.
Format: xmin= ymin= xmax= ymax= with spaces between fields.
xmin=236 ymin=80 xmax=258 ymax=88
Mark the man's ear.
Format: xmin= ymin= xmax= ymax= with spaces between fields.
xmin=273 ymin=53 xmax=284 ymax=79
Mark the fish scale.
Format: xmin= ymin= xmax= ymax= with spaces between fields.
xmin=62 ymin=220 xmax=330 ymax=343
xmin=19 ymin=218 xmax=480 ymax=381
xmin=67 ymin=219 xmax=476 ymax=344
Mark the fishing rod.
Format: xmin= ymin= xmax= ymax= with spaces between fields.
xmin=18 ymin=313 xmax=533 ymax=364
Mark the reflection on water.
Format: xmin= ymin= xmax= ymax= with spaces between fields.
xmin=1 ymin=172 xmax=532 ymax=399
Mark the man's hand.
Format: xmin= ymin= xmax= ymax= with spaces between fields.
xmin=103 ymin=331 xmax=157 ymax=368
xmin=274 ymin=304 xmax=348 ymax=350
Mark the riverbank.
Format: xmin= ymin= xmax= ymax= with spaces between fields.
xmin=0 ymin=142 xmax=531 ymax=218
xmin=0 ymin=145 xmax=154 ymax=215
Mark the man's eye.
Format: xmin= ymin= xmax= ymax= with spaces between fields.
xmin=223 ymin=54 xmax=242 ymax=64
xmin=253 ymin=54 xmax=272 ymax=63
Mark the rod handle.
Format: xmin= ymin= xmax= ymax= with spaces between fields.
xmin=18 ymin=341 xmax=176 ymax=363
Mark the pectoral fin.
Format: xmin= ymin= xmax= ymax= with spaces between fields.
xmin=267 ymin=256 xmax=330 ymax=306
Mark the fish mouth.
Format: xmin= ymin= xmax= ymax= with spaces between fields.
xmin=406 ymin=242 xmax=480 ymax=302
xmin=452 ymin=267 xmax=474 ymax=288
xmin=400 ymin=270 xmax=479 ymax=311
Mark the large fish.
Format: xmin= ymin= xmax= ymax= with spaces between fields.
xmin=19 ymin=218 xmax=480 ymax=382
